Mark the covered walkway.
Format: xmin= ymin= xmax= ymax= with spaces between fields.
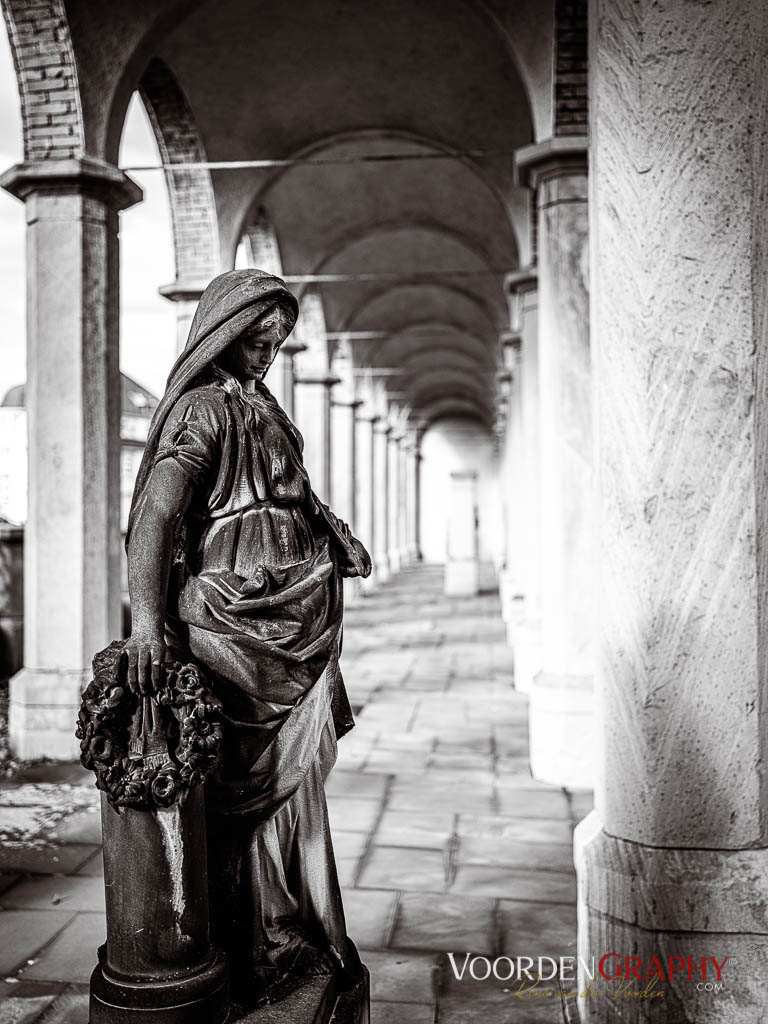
xmin=0 ymin=565 xmax=588 ymax=1023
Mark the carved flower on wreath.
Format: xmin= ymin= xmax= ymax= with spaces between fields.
xmin=75 ymin=640 xmax=223 ymax=812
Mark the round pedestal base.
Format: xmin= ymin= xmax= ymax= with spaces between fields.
xmin=89 ymin=952 xmax=228 ymax=1023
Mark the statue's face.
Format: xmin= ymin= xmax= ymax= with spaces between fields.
xmin=220 ymin=309 xmax=292 ymax=382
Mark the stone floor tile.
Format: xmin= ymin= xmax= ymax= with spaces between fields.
xmin=438 ymin=957 xmax=572 ymax=1024
xmin=498 ymin=899 xmax=577 ymax=958
xmin=494 ymin=790 xmax=570 ymax=820
xmin=0 ymin=874 xmax=20 ymax=896
xmin=364 ymin=951 xmax=440 ymax=1003
xmin=335 ymin=858 xmax=360 ymax=888
xmin=0 ymin=845 xmax=98 ymax=876
xmin=342 ymin=889 xmax=398 ymax=950
xmin=22 ymin=914 xmax=104 ymax=984
xmin=332 ymin=831 xmax=369 ymax=861
xmin=450 ymin=867 xmax=576 ymax=905
xmin=425 ymin=752 xmax=493 ymax=772
xmin=0 ymin=989 xmax=59 ymax=1024
xmin=1 ymin=876 xmax=105 ymax=914
xmin=364 ymin=749 xmax=431 ymax=773
xmin=457 ymin=814 xmax=572 ymax=846
xmin=30 ymin=984 xmax=89 ymax=1024
xmin=456 ymin=838 xmax=574 ymax=873
xmin=72 ymin=851 xmax=103 ymax=877
xmin=374 ymin=809 xmax=453 ymax=850
xmin=358 ymin=847 xmax=448 ymax=893
xmin=0 ymin=910 xmax=75 ymax=974
xmin=391 ymin=893 xmax=495 ymax=954
xmin=386 ymin=784 xmax=493 ymax=816
xmin=326 ymin=797 xmax=382 ymax=834
xmin=325 ymin=772 xmax=389 ymax=801
xmin=50 ymin=810 xmax=101 ymax=846
xmin=370 ymin=1000 xmax=435 ymax=1023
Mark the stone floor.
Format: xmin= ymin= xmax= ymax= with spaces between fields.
xmin=0 ymin=563 xmax=591 ymax=1023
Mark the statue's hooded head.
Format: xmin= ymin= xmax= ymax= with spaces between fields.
xmin=126 ymin=270 xmax=300 ymax=545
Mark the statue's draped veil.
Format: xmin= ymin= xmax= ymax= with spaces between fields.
xmin=126 ymin=270 xmax=300 ymax=547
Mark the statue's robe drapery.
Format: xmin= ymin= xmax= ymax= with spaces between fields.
xmin=126 ymin=271 xmax=362 ymax=999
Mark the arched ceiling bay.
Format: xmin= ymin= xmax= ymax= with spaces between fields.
xmin=148 ymin=0 xmax=534 ymax=430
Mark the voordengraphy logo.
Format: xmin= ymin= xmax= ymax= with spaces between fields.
xmin=446 ymin=953 xmax=731 ymax=1001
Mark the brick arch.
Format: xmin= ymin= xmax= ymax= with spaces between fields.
xmin=1 ymin=0 xmax=84 ymax=161
xmin=138 ymin=57 xmax=219 ymax=282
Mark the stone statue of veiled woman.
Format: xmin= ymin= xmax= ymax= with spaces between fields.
xmin=123 ymin=270 xmax=371 ymax=1009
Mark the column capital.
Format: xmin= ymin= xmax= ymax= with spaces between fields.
xmin=159 ymin=280 xmax=208 ymax=304
xmin=332 ymin=397 xmax=364 ymax=409
xmin=295 ymin=373 xmax=341 ymax=387
xmin=513 ymin=137 xmax=587 ymax=190
xmin=1 ymin=157 xmax=143 ymax=211
xmin=504 ymin=267 xmax=538 ymax=297
xmin=280 ymin=337 xmax=308 ymax=357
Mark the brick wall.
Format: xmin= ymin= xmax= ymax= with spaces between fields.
xmin=2 ymin=0 xmax=84 ymax=160
xmin=554 ymin=0 xmax=588 ymax=136
xmin=139 ymin=58 xmax=219 ymax=282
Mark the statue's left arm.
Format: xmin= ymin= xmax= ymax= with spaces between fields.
xmin=310 ymin=492 xmax=372 ymax=579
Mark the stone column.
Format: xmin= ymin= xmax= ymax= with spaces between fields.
xmin=575 ymin=5 xmax=768 ymax=1020
xmin=496 ymin=357 xmax=520 ymax=641
xmin=387 ymin=430 xmax=403 ymax=575
xmin=403 ymin=437 xmax=420 ymax=563
xmin=397 ymin=437 xmax=409 ymax=568
xmin=444 ymin=471 xmax=479 ymax=597
xmin=356 ymin=411 xmax=378 ymax=592
xmin=372 ymin=420 xmax=391 ymax=582
xmin=331 ymin=397 xmax=360 ymax=530
xmin=503 ymin=273 xmax=540 ymax=692
xmin=515 ymin=140 xmax=594 ymax=788
xmin=158 ymin=281 xmax=205 ymax=355
xmin=0 ymin=158 xmax=142 ymax=759
xmin=294 ymin=373 xmax=337 ymax=503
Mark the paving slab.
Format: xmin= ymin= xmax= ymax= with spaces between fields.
xmin=21 ymin=914 xmax=103 ymax=985
xmin=0 ymin=910 xmax=74 ymax=975
xmin=390 ymin=893 xmax=495 ymax=954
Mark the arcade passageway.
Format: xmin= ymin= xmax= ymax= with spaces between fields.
xmin=0 ymin=564 xmax=587 ymax=1023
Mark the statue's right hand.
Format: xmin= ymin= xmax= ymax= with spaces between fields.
xmin=121 ymin=633 xmax=166 ymax=696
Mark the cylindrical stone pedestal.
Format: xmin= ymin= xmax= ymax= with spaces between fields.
xmin=444 ymin=471 xmax=479 ymax=597
xmin=577 ymin=3 xmax=768 ymax=1021
xmin=91 ymin=790 xmax=228 ymax=1023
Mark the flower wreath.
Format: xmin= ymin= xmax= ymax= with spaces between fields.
xmin=76 ymin=640 xmax=223 ymax=812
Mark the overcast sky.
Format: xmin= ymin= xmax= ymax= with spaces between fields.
xmin=0 ymin=26 xmax=177 ymax=403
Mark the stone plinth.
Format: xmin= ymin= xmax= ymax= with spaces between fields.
xmin=1 ymin=158 xmax=141 ymax=760
xmin=444 ymin=472 xmax=479 ymax=597
xmin=579 ymin=3 xmax=768 ymax=1021
xmin=528 ymin=673 xmax=593 ymax=790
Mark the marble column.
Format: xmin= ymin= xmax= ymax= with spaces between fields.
xmin=575 ymin=5 xmax=768 ymax=1020
xmin=515 ymin=139 xmax=594 ymax=788
xmin=0 ymin=158 xmax=142 ymax=759
xmin=403 ymin=437 xmax=421 ymax=563
xmin=504 ymin=271 xmax=541 ymax=693
xmin=372 ymin=420 xmax=391 ymax=582
xmin=158 ymin=280 xmax=205 ymax=355
xmin=444 ymin=471 xmax=479 ymax=597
